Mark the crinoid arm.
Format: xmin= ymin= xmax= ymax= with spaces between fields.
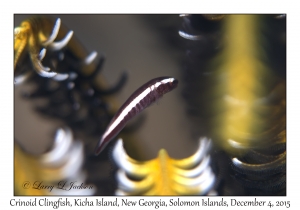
xmin=113 ymin=137 xmax=216 ymax=195
xmin=14 ymin=17 xmax=74 ymax=83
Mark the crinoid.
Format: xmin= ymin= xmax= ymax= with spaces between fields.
xmin=179 ymin=14 xmax=286 ymax=195
xmin=14 ymin=127 xmax=95 ymax=195
xmin=14 ymin=16 xmax=127 ymax=137
xmin=14 ymin=17 xmax=73 ymax=82
xmin=113 ymin=137 xmax=216 ymax=195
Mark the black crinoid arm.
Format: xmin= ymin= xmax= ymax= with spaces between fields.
xmin=14 ymin=15 xmax=130 ymax=195
xmin=15 ymin=16 xmax=128 ymax=138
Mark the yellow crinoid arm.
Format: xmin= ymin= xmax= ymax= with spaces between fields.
xmin=113 ymin=138 xmax=215 ymax=195
xmin=14 ymin=128 xmax=95 ymax=196
xmin=14 ymin=25 xmax=29 ymax=69
xmin=14 ymin=17 xmax=74 ymax=80
xmin=209 ymin=15 xmax=286 ymax=153
xmin=14 ymin=143 xmax=48 ymax=195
